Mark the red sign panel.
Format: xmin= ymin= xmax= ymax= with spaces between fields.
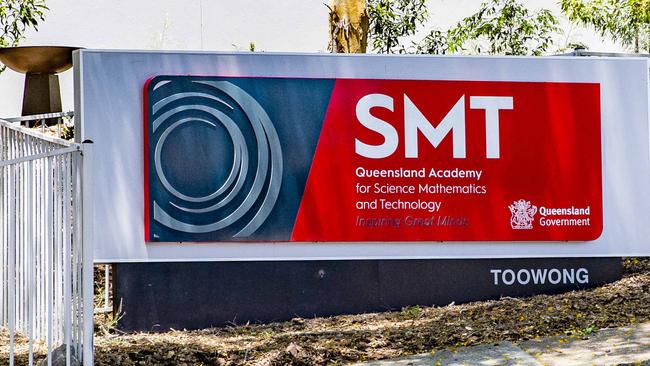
xmin=292 ymin=80 xmax=602 ymax=242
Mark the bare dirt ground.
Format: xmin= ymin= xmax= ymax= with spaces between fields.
xmin=2 ymin=258 xmax=650 ymax=365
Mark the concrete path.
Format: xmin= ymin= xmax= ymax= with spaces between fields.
xmin=352 ymin=322 xmax=650 ymax=366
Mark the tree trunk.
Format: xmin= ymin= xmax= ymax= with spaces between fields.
xmin=328 ymin=0 xmax=369 ymax=53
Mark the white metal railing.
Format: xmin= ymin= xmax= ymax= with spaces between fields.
xmin=2 ymin=111 xmax=75 ymax=143
xmin=2 ymin=111 xmax=75 ymax=124
xmin=0 ymin=118 xmax=93 ymax=366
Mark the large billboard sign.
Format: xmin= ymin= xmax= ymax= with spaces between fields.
xmin=145 ymin=77 xmax=602 ymax=243
xmin=75 ymin=50 xmax=650 ymax=262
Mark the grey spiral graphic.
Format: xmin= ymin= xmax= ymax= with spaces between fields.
xmin=151 ymin=80 xmax=283 ymax=238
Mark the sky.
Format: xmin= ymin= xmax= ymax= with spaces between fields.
xmin=0 ymin=0 xmax=626 ymax=117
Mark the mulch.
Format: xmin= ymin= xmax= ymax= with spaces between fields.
xmin=2 ymin=258 xmax=650 ymax=365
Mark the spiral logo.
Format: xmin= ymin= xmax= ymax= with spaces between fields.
xmin=150 ymin=79 xmax=283 ymax=238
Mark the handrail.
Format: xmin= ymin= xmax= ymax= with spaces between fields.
xmin=2 ymin=111 xmax=74 ymax=123
xmin=0 ymin=144 xmax=81 ymax=167
xmin=0 ymin=118 xmax=72 ymax=147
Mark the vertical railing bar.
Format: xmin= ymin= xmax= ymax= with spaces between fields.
xmin=16 ymin=135 xmax=22 ymax=336
xmin=57 ymin=154 xmax=63 ymax=345
xmin=36 ymin=141 xmax=41 ymax=340
xmin=36 ymin=141 xmax=41 ymax=341
xmin=46 ymin=156 xmax=52 ymax=366
xmin=64 ymin=153 xmax=71 ymax=365
xmin=8 ymin=164 xmax=15 ymax=366
xmin=28 ymin=158 xmax=34 ymax=366
xmin=23 ymin=134 xmax=29 ymax=364
xmin=58 ymin=152 xmax=64 ymax=345
xmin=16 ymin=132 xmax=20 ymax=336
xmin=58 ymin=154 xmax=63 ymax=344
xmin=53 ymin=154 xmax=60 ymax=345
xmin=17 ymin=134 xmax=21 ymax=336
xmin=0 ymin=128 xmax=9 ymax=326
xmin=58 ymin=154 xmax=64 ymax=345
xmin=8 ymin=128 xmax=11 ymax=334
xmin=72 ymin=149 xmax=82 ymax=357
xmin=7 ymin=129 xmax=10 ymax=327
xmin=34 ymin=146 xmax=39 ymax=342
xmin=52 ymin=154 xmax=57 ymax=345
xmin=20 ymin=131 xmax=23 ymax=337
xmin=52 ymin=156 xmax=61 ymax=347
xmin=21 ymin=134 xmax=26 ymax=335
xmin=16 ymin=136 xmax=27 ymax=334
xmin=23 ymin=137 xmax=28 ymax=336
xmin=13 ymin=128 xmax=17 ymax=351
xmin=7 ymin=129 xmax=11 ymax=345
xmin=0 ymin=127 xmax=5 ymax=329
xmin=40 ymin=139 xmax=46 ymax=339
xmin=1 ymin=126 xmax=4 ymax=328
xmin=6 ymin=128 xmax=11 ymax=338
xmin=0 ymin=130 xmax=3 ymax=329
xmin=37 ymin=143 xmax=43 ymax=339
xmin=29 ymin=139 xmax=34 ymax=353
xmin=43 ymin=142 xmax=49 ymax=343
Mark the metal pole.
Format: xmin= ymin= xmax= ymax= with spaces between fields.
xmin=104 ymin=264 xmax=110 ymax=309
xmin=81 ymin=141 xmax=94 ymax=365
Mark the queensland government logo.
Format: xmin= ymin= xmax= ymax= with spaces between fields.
xmin=147 ymin=77 xmax=283 ymax=239
xmin=508 ymin=199 xmax=537 ymax=229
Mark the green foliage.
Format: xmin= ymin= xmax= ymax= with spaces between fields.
xmin=415 ymin=29 xmax=450 ymax=55
xmin=400 ymin=305 xmax=423 ymax=319
xmin=0 ymin=0 xmax=48 ymax=73
xmin=561 ymin=0 xmax=650 ymax=52
xmin=0 ymin=0 xmax=48 ymax=47
xmin=368 ymin=0 xmax=428 ymax=54
xmin=417 ymin=0 xmax=560 ymax=56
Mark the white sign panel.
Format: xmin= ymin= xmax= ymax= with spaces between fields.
xmin=74 ymin=49 xmax=650 ymax=262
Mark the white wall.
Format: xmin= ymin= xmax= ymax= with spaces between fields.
xmin=0 ymin=0 xmax=624 ymax=118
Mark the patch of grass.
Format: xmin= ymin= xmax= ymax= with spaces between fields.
xmin=399 ymin=305 xmax=422 ymax=319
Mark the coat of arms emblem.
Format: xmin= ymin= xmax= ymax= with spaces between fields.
xmin=508 ymin=199 xmax=537 ymax=229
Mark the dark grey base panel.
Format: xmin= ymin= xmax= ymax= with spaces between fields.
xmin=113 ymin=257 xmax=621 ymax=332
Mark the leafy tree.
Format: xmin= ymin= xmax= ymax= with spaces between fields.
xmin=367 ymin=0 xmax=428 ymax=53
xmin=561 ymin=0 xmax=650 ymax=53
xmin=417 ymin=0 xmax=559 ymax=55
xmin=0 ymin=0 xmax=48 ymax=47
xmin=414 ymin=29 xmax=449 ymax=55
xmin=0 ymin=0 xmax=48 ymax=72
xmin=329 ymin=0 xmax=560 ymax=56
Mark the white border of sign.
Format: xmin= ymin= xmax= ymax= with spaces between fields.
xmin=74 ymin=49 xmax=650 ymax=263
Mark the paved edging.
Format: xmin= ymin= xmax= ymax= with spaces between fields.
xmin=351 ymin=322 xmax=650 ymax=365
